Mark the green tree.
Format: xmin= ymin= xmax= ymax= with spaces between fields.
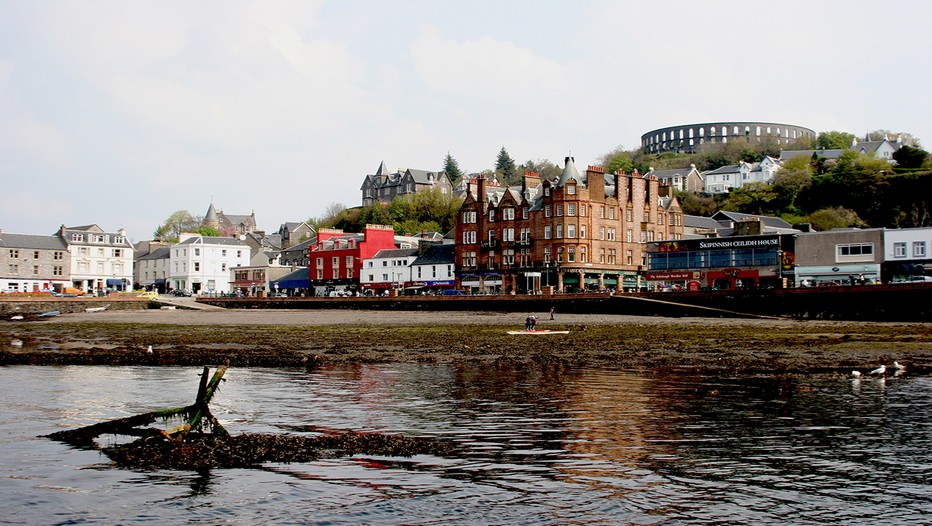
xmin=599 ymin=146 xmax=635 ymax=174
xmin=720 ymin=182 xmax=780 ymax=215
xmin=770 ymin=156 xmax=813 ymax=212
xmin=816 ymin=131 xmax=856 ymax=149
xmin=495 ymin=146 xmax=517 ymax=185
xmin=866 ymin=129 xmax=922 ymax=148
xmin=803 ymin=207 xmax=867 ymax=231
xmin=892 ymin=145 xmax=929 ymax=169
xmin=677 ymin=191 xmax=723 ymax=216
xmin=443 ymin=152 xmax=464 ymax=183
xmin=518 ymin=159 xmax=561 ymax=181
xmin=195 ymin=226 xmax=221 ymax=237
xmin=153 ymin=211 xmax=202 ymax=242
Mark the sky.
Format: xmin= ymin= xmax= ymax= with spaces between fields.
xmin=2 ymin=0 xmax=930 ymax=243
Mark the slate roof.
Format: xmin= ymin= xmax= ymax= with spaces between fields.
xmin=711 ymin=210 xmax=794 ymax=229
xmin=138 ymin=246 xmax=171 ymax=260
xmin=412 ymin=244 xmax=455 ymax=266
xmin=371 ymin=248 xmax=419 ymax=259
xmin=0 ymin=233 xmax=67 ymax=250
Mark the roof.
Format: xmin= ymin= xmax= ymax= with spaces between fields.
xmin=0 ymin=233 xmax=68 ymax=250
xmin=371 ymin=248 xmax=419 ymax=259
xmin=649 ymin=167 xmax=699 ymax=179
xmin=412 ymin=244 xmax=455 ymax=266
xmin=556 ymin=156 xmax=582 ymax=187
xmin=176 ymin=236 xmax=249 ymax=247
xmin=711 ymin=210 xmax=794 ymax=229
xmin=137 ymin=246 xmax=171 ymax=260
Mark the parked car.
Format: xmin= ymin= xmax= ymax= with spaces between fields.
xmin=894 ymin=275 xmax=932 ymax=283
xmin=172 ymin=289 xmax=192 ymax=297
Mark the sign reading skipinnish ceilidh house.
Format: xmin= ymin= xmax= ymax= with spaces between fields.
xmin=647 ymin=234 xmax=798 ymax=287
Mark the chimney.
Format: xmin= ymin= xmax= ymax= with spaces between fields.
xmin=522 ymin=171 xmax=541 ymax=199
xmin=586 ymin=166 xmax=605 ymax=202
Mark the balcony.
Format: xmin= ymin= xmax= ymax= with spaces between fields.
xmin=480 ymin=240 xmax=501 ymax=250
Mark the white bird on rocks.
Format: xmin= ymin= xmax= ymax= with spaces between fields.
xmin=870 ymin=364 xmax=886 ymax=376
xmin=147 ymin=345 xmax=153 ymax=354
xmin=851 ymin=370 xmax=862 ymax=378
xmin=893 ymin=361 xmax=906 ymax=375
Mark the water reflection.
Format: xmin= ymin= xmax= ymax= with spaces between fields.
xmin=0 ymin=364 xmax=929 ymax=525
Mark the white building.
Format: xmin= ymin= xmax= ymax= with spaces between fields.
xmin=409 ymin=243 xmax=456 ymax=293
xmin=58 ymin=225 xmax=134 ymax=293
xmin=883 ymin=227 xmax=932 ymax=281
xmin=702 ymin=156 xmax=781 ymax=194
xmin=169 ymin=234 xmax=250 ymax=294
xmin=359 ymin=247 xmax=420 ymax=295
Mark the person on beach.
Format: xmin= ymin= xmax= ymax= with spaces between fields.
xmin=550 ymin=306 xmax=555 ymax=320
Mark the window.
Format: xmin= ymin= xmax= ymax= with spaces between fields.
xmin=222 ymin=249 xmax=227 ymax=257
xmin=33 ymin=251 xmax=39 ymax=259
xmin=545 ymin=205 xmax=551 ymax=218
xmin=837 ymin=243 xmax=874 ymax=258
xmin=600 ymin=248 xmax=605 ymax=263
xmin=503 ymin=208 xmax=514 ymax=220
xmin=54 ymin=251 xmax=63 ymax=260
xmin=544 ymin=226 xmax=552 ymax=240
xmin=489 ymin=209 xmax=495 ymax=222
xmin=580 ymin=246 xmax=586 ymax=263
xmin=221 ymin=263 xmax=227 ymax=272
xmin=503 ymin=249 xmax=515 ymax=266
xmin=608 ymin=228 xmax=616 ymax=241
xmin=914 ymin=241 xmax=927 ymax=257
xmin=567 ymin=224 xmax=576 ymax=238
xmin=626 ymin=230 xmax=633 ymax=242
xmin=33 ymin=265 xmax=39 ymax=275
xmin=567 ymin=184 xmax=576 ymax=195
xmin=609 ymin=207 xmax=615 ymax=220
xmin=580 ymin=225 xmax=586 ymax=239
xmin=556 ymin=225 xmax=563 ymax=238
xmin=556 ymin=204 xmax=563 ymax=217
xmin=316 ymin=257 xmax=323 ymax=268
xmin=522 ymin=207 xmax=529 ymax=220
xmin=93 ymin=234 xmax=106 ymax=243
xmin=332 ymin=257 xmax=340 ymax=268
xmin=567 ymin=247 xmax=576 ymax=262
xmin=346 ymin=256 xmax=353 ymax=267
xmin=8 ymin=249 xmax=17 ymax=258
xmin=504 ymin=228 xmax=515 ymax=242
xmin=194 ymin=262 xmax=200 ymax=271
xmin=626 ymin=209 xmax=633 ymax=222
xmin=544 ymin=247 xmax=551 ymax=264
xmin=462 ymin=230 xmax=477 ymax=244
xmin=893 ymin=242 xmax=907 ymax=257
xmin=71 ymin=233 xmax=84 ymax=242
xmin=599 ymin=227 xmax=605 ymax=240
xmin=114 ymin=249 xmax=123 ymax=257
xmin=53 ymin=266 xmax=63 ymax=276
xmin=462 ymin=211 xmax=477 ymax=223
xmin=567 ymin=204 xmax=576 ymax=216
xmin=600 ymin=206 xmax=605 ymax=219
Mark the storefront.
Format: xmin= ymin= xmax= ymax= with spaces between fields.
xmin=647 ymin=234 xmax=797 ymax=289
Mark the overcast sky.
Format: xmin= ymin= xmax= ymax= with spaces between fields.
xmin=2 ymin=0 xmax=930 ymax=242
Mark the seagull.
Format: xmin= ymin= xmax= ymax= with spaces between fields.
xmin=147 ymin=345 xmax=153 ymax=354
xmin=851 ymin=370 xmax=862 ymax=378
xmin=893 ymin=361 xmax=906 ymax=376
xmin=870 ymin=364 xmax=886 ymax=376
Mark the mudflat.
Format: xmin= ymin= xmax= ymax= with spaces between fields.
xmin=2 ymin=308 xmax=931 ymax=374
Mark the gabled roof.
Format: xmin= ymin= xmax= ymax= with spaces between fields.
xmin=0 ymin=233 xmax=68 ymax=250
xmin=649 ymin=166 xmax=699 ymax=179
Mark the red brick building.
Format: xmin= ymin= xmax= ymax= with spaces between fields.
xmin=455 ymin=156 xmax=685 ymax=293
xmin=308 ymin=224 xmax=396 ymax=296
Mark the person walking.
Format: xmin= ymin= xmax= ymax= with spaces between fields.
xmin=549 ymin=306 xmax=555 ymax=320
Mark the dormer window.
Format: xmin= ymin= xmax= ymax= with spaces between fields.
xmin=567 ymin=184 xmax=576 ymax=195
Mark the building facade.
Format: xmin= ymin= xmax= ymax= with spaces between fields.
xmin=169 ymin=234 xmax=251 ymax=294
xmin=792 ymin=229 xmax=883 ymax=286
xmin=307 ymin=225 xmax=398 ymax=296
xmin=0 ymin=231 xmax=70 ymax=293
xmin=135 ymin=246 xmax=171 ymax=292
xmin=455 ymin=157 xmax=685 ymax=294
xmin=641 ymin=121 xmax=816 ymax=154
xmin=882 ymin=227 xmax=932 ymax=282
xmin=58 ymin=225 xmax=134 ymax=293
xmin=360 ymin=161 xmax=454 ymax=207
xmin=702 ymin=157 xmax=781 ymax=194
xmin=359 ymin=248 xmax=420 ymax=295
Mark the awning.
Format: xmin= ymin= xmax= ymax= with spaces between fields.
xmin=270 ymin=268 xmax=309 ymax=289
xmin=106 ymin=278 xmax=124 ymax=286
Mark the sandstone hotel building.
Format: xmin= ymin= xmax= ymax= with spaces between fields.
xmin=455 ymin=156 xmax=685 ymax=293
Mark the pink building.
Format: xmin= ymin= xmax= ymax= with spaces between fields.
xmin=308 ymin=224 xmax=396 ymax=296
